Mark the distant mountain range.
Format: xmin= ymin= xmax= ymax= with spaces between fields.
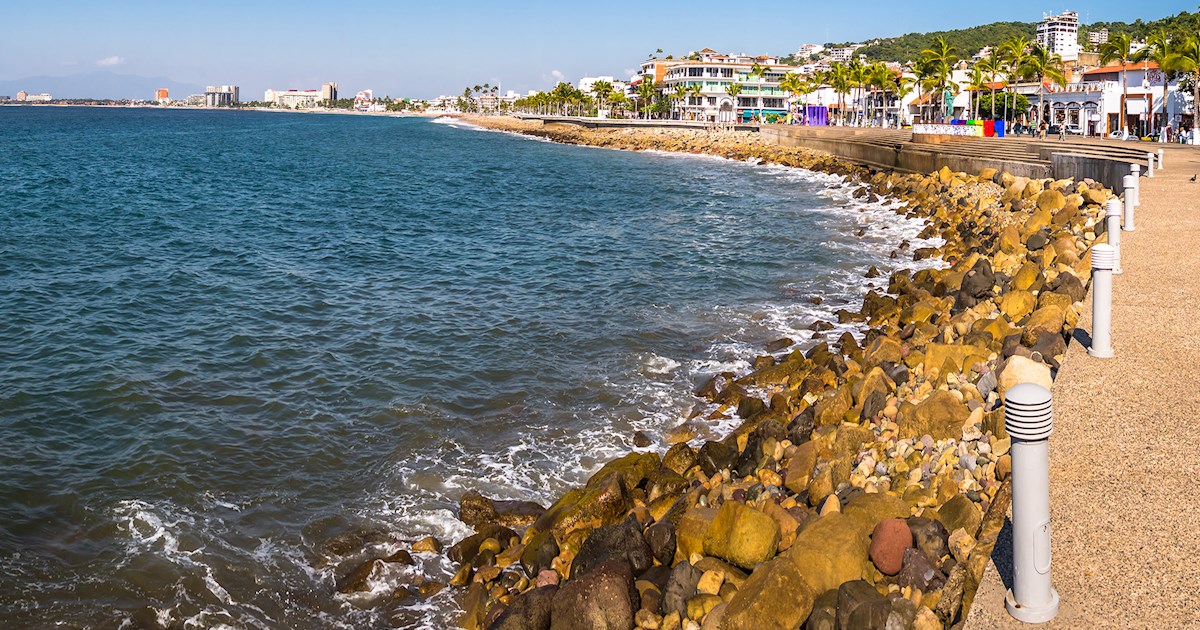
xmin=0 ymin=72 xmax=205 ymax=100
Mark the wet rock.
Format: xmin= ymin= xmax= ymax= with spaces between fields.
xmin=411 ymin=536 xmax=442 ymax=554
xmin=323 ymin=528 xmax=391 ymax=557
xmin=660 ymin=561 xmax=703 ymax=617
xmin=766 ymin=337 xmax=794 ymax=352
xmin=896 ymin=547 xmax=946 ymax=592
xmin=520 ymin=530 xmax=560 ymax=578
xmin=703 ymin=501 xmax=780 ymax=570
xmin=336 ymin=559 xmax=383 ymax=594
xmin=662 ymin=443 xmax=697 ymax=476
xmin=869 ymin=518 xmax=912 ymax=576
xmin=646 ymin=467 xmax=690 ymax=503
xmin=645 ymin=521 xmax=677 ymax=565
xmin=632 ymin=431 xmax=653 ymax=448
xmin=570 ymin=515 xmax=653 ymax=580
xmin=722 ymin=557 xmax=815 ymax=630
xmin=837 ymin=580 xmax=890 ymax=630
xmin=587 ymin=452 xmax=660 ymax=492
xmin=695 ymin=441 xmax=734 ymax=476
xmin=550 ymin=560 xmax=638 ymax=630
xmin=385 ymin=550 xmax=414 ymax=565
xmin=544 ymin=475 xmax=630 ymax=543
xmin=491 ymin=585 xmax=558 ymax=630
xmin=460 ymin=490 xmax=547 ymax=531
xmin=450 ymin=524 xmax=518 ymax=565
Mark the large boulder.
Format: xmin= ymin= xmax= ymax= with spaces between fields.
xmin=520 ymin=530 xmax=560 ymax=578
xmin=460 ymin=490 xmax=546 ymax=531
xmin=1021 ymin=306 xmax=1065 ymax=347
xmin=543 ymin=475 xmax=630 ymax=543
xmin=491 ymin=585 xmax=558 ymax=630
xmin=702 ymin=501 xmax=780 ymax=570
xmin=587 ymin=452 xmax=660 ymax=492
xmin=570 ymin=515 xmax=653 ymax=580
xmin=550 ymin=560 xmax=638 ymax=630
xmin=722 ymin=557 xmax=816 ymax=630
xmin=898 ymin=390 xmax=970 ymax=440
xmin=675 ymin=507 xmax=717 ymax=562
xmin=786 ymin=512 xmax=869 ymax=594
xmin=842 ymin=490 xmax=909 ymax=536
xmin=937 ymin=495 xmax=982 ymax=537
xmin=644 ymin=520 xmax=676 ymax=565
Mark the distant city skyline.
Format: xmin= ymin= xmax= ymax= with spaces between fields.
xmin=1 ymin=0 xmax=1194 ymax=100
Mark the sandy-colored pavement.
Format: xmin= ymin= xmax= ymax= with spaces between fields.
xmin=966 ymin=145 xmax=1200 ymax=628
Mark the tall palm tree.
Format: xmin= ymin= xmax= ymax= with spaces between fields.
xmin=920 ymin=37 xmax=957 ymax=122
xmin=748 ymin=62 xmax=768 ymax=121
xmin=1135 ymin=29 xmax=1172 ymax=134
xmin=1019 ymin=44 xmax=1066 ymax=128
xmin=1000 ymin=36 xmax=1033 ymax=124
xmin=1100 ymin=32 xmax=1136 ymax=136
xmin=779 ymin=72 xmax=804 ymax=122
xmin=978 ymin=48 xmax=1003 ymax=119
xmin=847 ymin=59 xmax=869 ymax=126
xmin=1165 ymin=33 xmax=1200 ymax=141
xmin=687 ymin=82 xmax=704 ymax=120
xmin=591 ymin=79 xmax=613 ymax=114
xmin=828 ymin=63 xmax=851 ymax=125
xmin=671 ymin=83 xmax=689 ymax=119
xmin=967 ymin=66 xmax=988 ymax=120
xmin=867 ymin=62 xmax=893 ymax=126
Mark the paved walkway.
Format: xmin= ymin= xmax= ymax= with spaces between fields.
xmin=966 ymin=145 xmax=1200 ymax=628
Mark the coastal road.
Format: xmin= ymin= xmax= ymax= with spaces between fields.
xmin=966 ymin=145 xmax=1200 ymax=628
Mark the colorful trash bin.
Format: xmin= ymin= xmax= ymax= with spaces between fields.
xmin=995 ymin=120 xmax=1006 ymax=138
xmin=984 ymin=120 xmax=996 ymax=137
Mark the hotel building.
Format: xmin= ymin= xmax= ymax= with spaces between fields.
xmin=264 ymin=89 xmax=323 ymax=109
xmin=647 ymin=49 xmax=797 ymax=122
xmin=1036 ymin=11 xmax=1080 ymax=62
xmin=204 ymin=85 xmax=239 ymax=107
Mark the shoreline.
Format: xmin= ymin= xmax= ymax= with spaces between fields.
xmin=341 ymin=115 xmax=1113 ymax=629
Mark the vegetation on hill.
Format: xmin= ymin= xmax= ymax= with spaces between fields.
xmin=1082 ymin=11 xmax=1200 ymax=49
xmin=852 ymin=22 xmax=1036 ymax=62
xmin=847 ymin=11 xmax=1200 ymax=62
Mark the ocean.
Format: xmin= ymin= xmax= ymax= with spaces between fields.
xmin=0 ymin=107 xmax=938 ymax=628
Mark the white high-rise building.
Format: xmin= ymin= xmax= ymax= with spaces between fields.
xmin=1037 ymin=11 xmax=1080 ymax=61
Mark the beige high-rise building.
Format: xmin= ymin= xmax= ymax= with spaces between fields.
xmin=322 ymin=82 xmax=338 ymax=103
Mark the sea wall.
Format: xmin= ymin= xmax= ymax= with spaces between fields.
xmin=351 ymin=115 xmax=1114 ymax=630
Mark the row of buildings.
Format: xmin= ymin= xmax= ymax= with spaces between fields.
xmin=3 ymin=91 xmax=54 ymax=102
xmin=151 ymin=82 xmax=388 ymax=112
xmin=558 ymin=10 xmax=1190 ymax=138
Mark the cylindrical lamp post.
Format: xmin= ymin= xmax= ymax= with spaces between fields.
xmin=1088 ymin=244 xmax=1115 ymax=359
xmin=1004 ymin=382 xmax=1060 ymax=623
xmin=1122 ymin=174 xmax=1137 ymax=232
xmin=1106 ymin=199 xmax=1123 ymax=275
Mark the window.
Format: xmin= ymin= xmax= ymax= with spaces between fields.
xmin=688 ymin=67 xmax=704 ymax=77
xmin=720 ymin=68 xmax=733 ymax=78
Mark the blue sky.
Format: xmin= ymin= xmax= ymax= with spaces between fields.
xmin=1 ymin=1 xmax=1193 ymax=99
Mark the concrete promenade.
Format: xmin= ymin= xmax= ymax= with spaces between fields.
xmin=965 ymin=144 xmax=1200 ymax=628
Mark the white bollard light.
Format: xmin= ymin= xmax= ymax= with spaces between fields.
xmin=1004 ymin=382 xmax=1060 ymax=623
xmin=1089 ymin=244 xmax=1115 ymax=359
xmin=1122 ymin=174 xmax=1138 ymax=231
xmin=1131 ymin=163 xmax=1141 ymax=207
xmin=1147 ymin=152 xmax=1155 ymax=177
xmin=1158 ymin=148 xmax=1164 ymax=170
xmin=1105 ymin=199 xmax=1123 ymax=275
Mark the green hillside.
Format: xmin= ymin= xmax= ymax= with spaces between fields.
xmin=843 ymin=10 xmax=1200 ymax=63
xmin=852 ymin=22 xmax=1035 ymax=62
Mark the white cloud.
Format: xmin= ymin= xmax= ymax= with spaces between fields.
xmin=550 ymin=69 xmax=564 ymax=80
xmin=624 ymin=68 xmax=637 ymax=77
xmin=96 ymin=56 xmax=126 ymax=67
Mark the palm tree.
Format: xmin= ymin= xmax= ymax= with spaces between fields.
xmin=687 ymin=82 xmax=704 ymax=120
xmin=748 ymin=62 xmax=767 ymax=121
xmin=1165 ymin=33 xmax=1200 ymax=142
xmin=1000 ymin=36 xmax=1033 ymax=124
xmin=671 ymin=84 xmax=688 ymax=119
xmin=967 ymin=66 xmax=987 ymax=120
xmin=866 ymin=62 xmax=893 ymax=126
xmin=828 ymin=63 xmax=851 ymax=124
xmin=609 ymin=91 xmax=630 ymax=117
xmin=779 ymin=72 xmax=804 ymax=122
xmin=725 ymin=82 xmax=743 ymax=124
xmin=636 ymin=79 xmax=658 ymax=119
xmin=1019 ymin=44 xmax=1067 ymax=129
xmin=847 ymin=59 xmax=869 ymax=126
xmin=978 ymin=48 xmax=1003 ymax=119
xmin=1100 ymin=32 xmax=1136 ymax=136
xmin=1135 ymin=30 xmax=1172 ymax=135
xmin=920 ymin=36 xmax=957 ymax=122
xmin=591 ymin=79 xmax=613 ymax=115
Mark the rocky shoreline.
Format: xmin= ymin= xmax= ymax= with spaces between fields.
xmin=335 ymin=116 xmax=1114 ymax=629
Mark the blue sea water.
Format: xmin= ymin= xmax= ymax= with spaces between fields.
xmin=0 ymin=107 xmax=937 ymax=628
